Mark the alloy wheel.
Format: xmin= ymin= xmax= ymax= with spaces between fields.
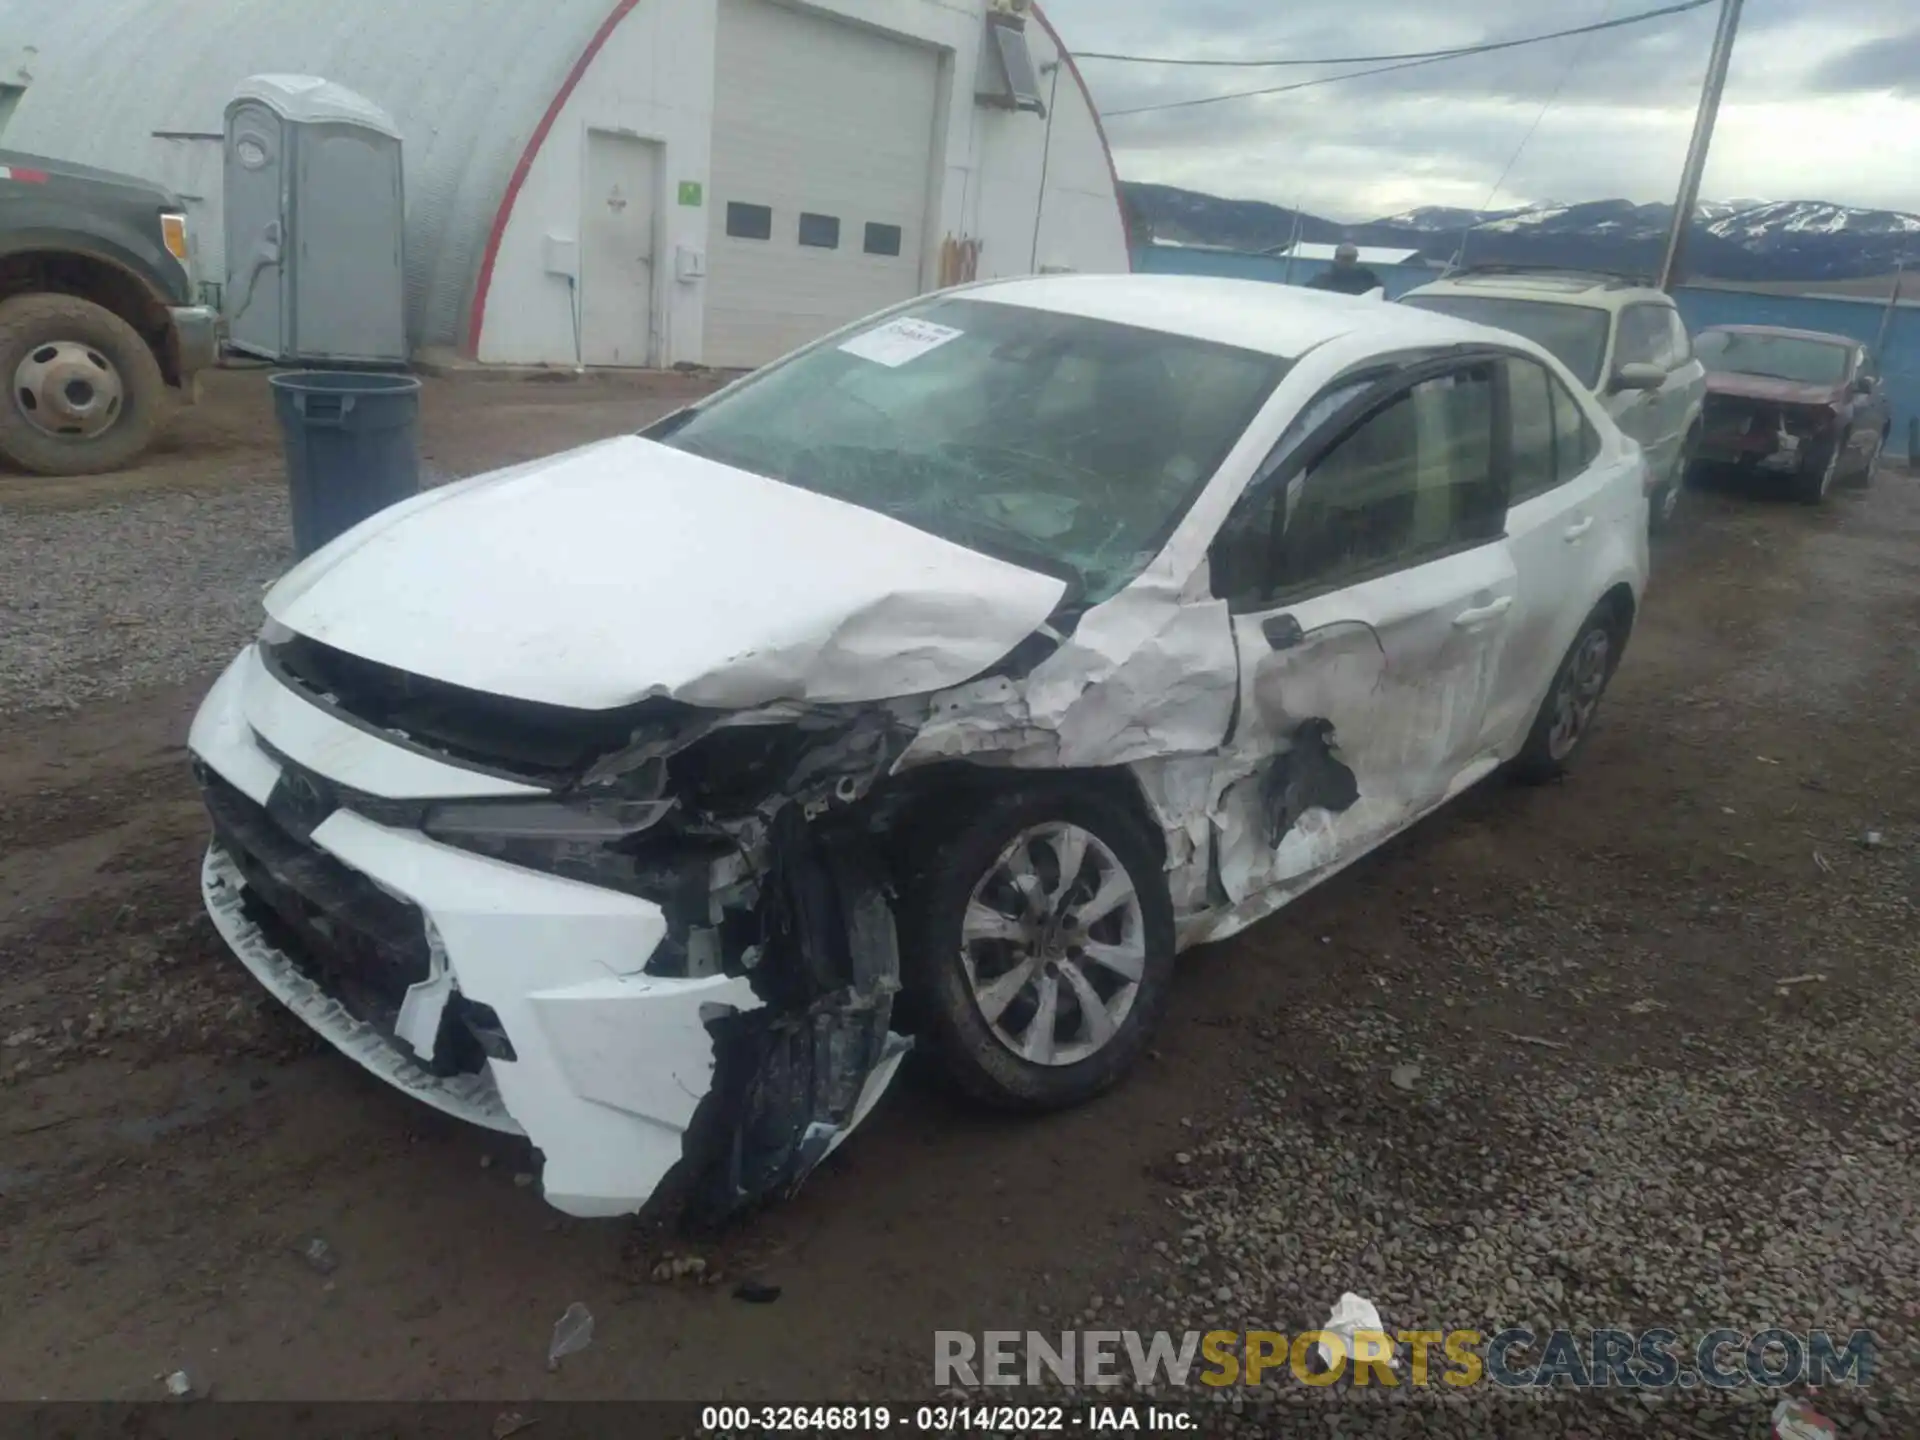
xmin=960 ymin=822 xmax=1146 ymax=1067
xmin=1547 ymin=627 xmax=1612 ymax=761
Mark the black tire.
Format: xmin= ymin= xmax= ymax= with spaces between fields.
xmin=1649 ymin=431 xmax=1696 ymax=535
xmin=0 ymin=293 xmax=166 ymax=476
xmin=1510 ymin=602 xmax=1627 ymax=785
xmin=1793 ymin=440 xmax=1840 ymax=506
xmin=898 ymin=785 xmax=1177 ymax=1111
xmin=1853 ymin=427 xmax=1885 ymax=487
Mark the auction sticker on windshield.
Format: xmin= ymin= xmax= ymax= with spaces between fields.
xmin=839 ymin=317 xmax=964 ymax=367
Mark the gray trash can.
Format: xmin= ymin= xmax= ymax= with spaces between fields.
xmin=270 ymin=370 xmax=423 ymax=558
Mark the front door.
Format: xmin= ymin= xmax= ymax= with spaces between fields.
xmin=581 ymin=131 xmax=660 ymax=368
xmin=1206 ymin=357 xmax=1518 ymax=904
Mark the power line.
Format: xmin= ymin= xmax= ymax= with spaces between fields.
xmin=1080 ymin=0 xmax=1710 ymax=69
xmin=1099 ymin=0 xmax=1713 ymax=118
xmin=1457 ymin=0 xmax=1616 ymax=269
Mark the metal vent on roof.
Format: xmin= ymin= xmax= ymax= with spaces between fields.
xmin=976 ymin=13 xmax=1046 ymax=115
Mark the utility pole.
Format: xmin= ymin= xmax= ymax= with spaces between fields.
xmin=1658 ymin=0 xmax=1745 ymax=291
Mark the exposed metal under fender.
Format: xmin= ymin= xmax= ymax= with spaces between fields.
xmin=676 ymin=808 xmax=907 ymax=1223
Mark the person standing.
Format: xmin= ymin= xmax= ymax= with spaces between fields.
xmin=1306 ymin=243 xmax=1384 ymax=295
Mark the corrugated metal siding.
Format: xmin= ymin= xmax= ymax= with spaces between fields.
xmin=0 ymin=0 xmax=622 ymax=347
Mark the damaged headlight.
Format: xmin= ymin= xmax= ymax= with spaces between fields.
xmin=422 ymin=795 xmax=677 ymax=844
xmin=421 ymin=789 xmax=684 ymax=887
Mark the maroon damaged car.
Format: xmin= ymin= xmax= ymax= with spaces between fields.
xmin=1693 ymin=325 xmax=1891 ymax=504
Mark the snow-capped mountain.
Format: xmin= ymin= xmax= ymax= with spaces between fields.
xmin=1122 ymin=182 xmax=1920 ymax=281
xmin=1708 ymin=200 xmax=1920 ymax=241
xmin=1371 ymin=205 xmax=1533 ymax=233
xmin=1698 ymin=198 xmax=1771 ymax=223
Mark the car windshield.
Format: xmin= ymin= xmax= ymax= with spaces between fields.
xmin=655 ymin=297 xmax=1289 ymax=604
xmin=1694 ymin=330 xmax=1850 ymax=387
xmin=1399 ymin=294 xmax=1611 ymax=389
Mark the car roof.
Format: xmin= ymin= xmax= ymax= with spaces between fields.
xmin=1403 ymin=270 xmax=1668 ymax=309
xmin=961 ymin=273 xmax=1491 ymax=361
xmin=1697 ymin=323 xmax=1857 ymax=347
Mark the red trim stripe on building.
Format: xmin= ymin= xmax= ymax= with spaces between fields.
xmin=465 ymin=0 xmax=645 ymax=358
xmin=1029 ymin=3 xmax=1133 ymax=274
xmin=466 ymin=0 xmax=1131 ymax=356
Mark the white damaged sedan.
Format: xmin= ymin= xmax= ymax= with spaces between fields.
xmin=189 ymin=275 xmax=1649 ymax=1219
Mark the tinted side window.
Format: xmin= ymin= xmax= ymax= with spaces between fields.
xmin=1279 ymin=365 xmax=1500 ymax=593
xmin=1615 ymin=306 xmax=1664 ymax=368
xmin=1506 ymin=358 xmax=1558 ymax=504
xmin=1666 ymin=309 xmax=1692 ymax=366
xmin=1209 ymin=376 xmax=1378 ymax=606
xmin=1551 ymin=373 xmax=1601 ymax=481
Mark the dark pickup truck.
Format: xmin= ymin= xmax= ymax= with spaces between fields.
xmin=0 ymin=148 xmax=220 ymax=475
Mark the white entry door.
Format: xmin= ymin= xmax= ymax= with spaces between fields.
xmin=581 ymin=131 xmax=660 ymax=368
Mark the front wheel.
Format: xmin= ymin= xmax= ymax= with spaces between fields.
xmin=1794 ymin=441 xmax=1841 ymax=506
xmin=1510 ymin=605 xmax=1624 ymax=784
xmin=1649 ymin=434 xmax=1695 ymax=534
xmin=899 ymin=787 xmax=1177 ymax=1111
xmin=0 ymin=293 xmax=167 ymax=476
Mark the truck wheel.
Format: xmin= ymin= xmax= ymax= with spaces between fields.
xmin=0 ymin=293 xmax=166 ymax=476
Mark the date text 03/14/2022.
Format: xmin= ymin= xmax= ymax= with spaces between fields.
xmin=698 ymin=1404 xmax=1193 ymax=1433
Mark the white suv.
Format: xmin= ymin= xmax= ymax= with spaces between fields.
xmin=1399 ymin=268 xmax=1706 ymax=530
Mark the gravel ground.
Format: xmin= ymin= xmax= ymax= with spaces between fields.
xmin=0 ymin=369 xmax=709 ymax=715
xmin=1 ymin=486 xmax=293 ymax=713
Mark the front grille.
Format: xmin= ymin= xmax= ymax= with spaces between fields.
xmin=1704 ymin=395 xmax=1775 ymax=436
xmin=198 ymin=763 xmax=431 ymax=1029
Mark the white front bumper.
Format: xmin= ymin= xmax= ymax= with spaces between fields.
xmin=187 ymin=647 xmax=764 ymax=1218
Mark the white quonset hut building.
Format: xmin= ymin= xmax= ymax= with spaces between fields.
xmin=0 ymin=0 xmax=1129 ymax=369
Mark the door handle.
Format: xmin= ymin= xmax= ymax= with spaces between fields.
xmin=1563 ymin=517 xmax=1595 ymax=542
xmin=1453 ymin=597 xmax=1513 ymax=628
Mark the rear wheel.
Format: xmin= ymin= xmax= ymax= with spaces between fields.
xmin=899 ymin=787 xmax=1177 ymax=1111
xmin=1511 ymin=605 xmax=1625 ymax=784
xmin=1854 ymin=427 xmax=1885 ymax=487
xmin=0 ymin=293 xmax=166 ymax=477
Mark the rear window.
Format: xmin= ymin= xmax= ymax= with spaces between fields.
xmin=1695 ymin=330 xmax=1851 ymax=387
xmin=1399 ymin=294 xmax=1611 ymax=391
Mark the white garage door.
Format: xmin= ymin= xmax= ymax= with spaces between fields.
xmin=706 ymin=0 xmax=939 ymax=369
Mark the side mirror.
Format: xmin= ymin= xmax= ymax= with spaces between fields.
xmin=1612 ymin=362 xmax=1665 ymax=393
xmin=1851 ymin=375 xmax=1874 ymax=394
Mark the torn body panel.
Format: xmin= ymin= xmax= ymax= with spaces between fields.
xmin=188 ymin=648 xmax=910 ymax=1222
xmin=1208 ymin=544 xmax=1518 ymax=906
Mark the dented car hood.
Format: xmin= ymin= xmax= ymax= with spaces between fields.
xmin=264 ymin=436 xmax=1070 ymax=711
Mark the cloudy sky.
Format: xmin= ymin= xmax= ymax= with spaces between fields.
xmin=1042 ymin=0 xmax=1920 ymax=221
